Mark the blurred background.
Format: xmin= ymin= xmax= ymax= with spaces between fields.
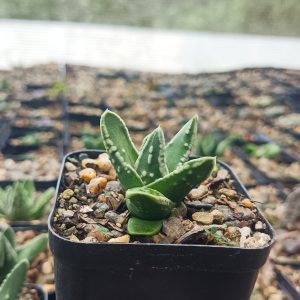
xmin=0 ymin=1 xmax=300 ymax=300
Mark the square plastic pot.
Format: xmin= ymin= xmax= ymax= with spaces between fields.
xmin=49 ymin=150 xmax=275 ymax=300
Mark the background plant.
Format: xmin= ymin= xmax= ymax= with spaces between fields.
xmin=0 ymin=224 xmax=48 ymax=299
xmin=100 ymin=110 xmax=216 ymax=236
xmin=195 ymin=132 xmax=240 ymax=157
xmin=0 ymin=181 xmax=55 ymax=221
xmin=244 ymin=142 xmax=281 ymax=159
xmin=82 ymin=128 xmax=105 ymax=149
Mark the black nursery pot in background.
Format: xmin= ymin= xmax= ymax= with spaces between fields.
xmin=48 ymin=150 xmax=275 ymax=300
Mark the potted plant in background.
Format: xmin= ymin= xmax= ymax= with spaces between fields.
xmin=49 ymin=110 xmax=274 ymax=300
xmin=0 ymin=223 xmax=48 ymax=299
xmin=0 ymin=180 xmax=54 ymax=230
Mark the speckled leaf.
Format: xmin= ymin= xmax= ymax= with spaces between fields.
xmin=127 ymin=217 xmax=163 ymax=236
xmin=135 ymin=127 xmax=168 ymax=184
xmin=0 ymin=259 xmax=28 ymax=300
xmin=100 ymin=110 xmax=143 ymax=190
xmin=165 ymin=115 xmax=198 ymax=172
xmin=100 ymin=110 xmax=138 ymax=167
xmin=147 ymin=156 xmax=216 ymax=203
xmin=126 ymin=187 xmax=175 ymax=220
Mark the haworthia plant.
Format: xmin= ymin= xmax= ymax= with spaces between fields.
xmin=100 ymin=110 xmax=216 ymax=236
xmin=0 ymin=180 xmax=54 ymax=221
xmin=0 ymin=224 xmax=48 ymax=283
xmin=0 ymin=259 xmax=29 ymax=300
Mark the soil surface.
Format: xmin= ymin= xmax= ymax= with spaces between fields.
xmin=52 ymin=152 xmax=272 ymax=248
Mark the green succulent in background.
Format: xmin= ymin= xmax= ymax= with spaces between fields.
xmin=48 ymin=81 xmax=68 ymax=100
xmin=0 ymin=80 xmax=9 ymax=92
xmin=0 ymin=224 xmax=48 ymax=299
xmin=244 ymin=142 xmax=281 ymax=159
xmin=100 ymin=110 xmax=216 ymax=236
xmin=195 ymin=132 xmax=240 ymax=157
xmin=0 ymin=181 xmax=55 ymax=221
xmin=0 ymin=259 xmax=28 ymax=300
xmin=82 ymin=128 xmax=105 ymax=149
xmin=19 ymin=132 xmax=44 ymax=146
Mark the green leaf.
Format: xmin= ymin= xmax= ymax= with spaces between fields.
xmin=135 ymin=127 xmax=168 ymax=184
xmin=0 ymin=234 xmax=17 ymax=283
xmin=0 ymin=259 xmax=28 ymax=300
xmin=126 ymin=187 xmax=175 ymax=220
xmin=127 ymin=217 xmax=163 ymax=236
xmin=100 ymin=110 xmax=138 ymax=167
xmin=100 ymin=110 xmax=143 ymax=190
xmin=147 ymin=156 xmax=216 ymax=203
xmin=1 ymin=226 xmax=15 ymax=250
xmin=17 ymin=233 xmax=48 ymax=263
xmin=165 ymin=115 xmax=198 ymax=171
xmin=139 ymin=132 xmax=151 ymax=152
xmin=30 ymin=187 xmax=55 ymax=219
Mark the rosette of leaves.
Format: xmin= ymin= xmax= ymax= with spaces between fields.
xmin=0 ymin=224 xmax=48 ymax=299
xmin=100 ymin=110 xmax=216 ymax=236
xmin=0 ymin=181 xmax=55 ymax=221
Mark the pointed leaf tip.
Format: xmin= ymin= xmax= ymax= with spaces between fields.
xmin=147 ymin=156 xmax=216 ymax=203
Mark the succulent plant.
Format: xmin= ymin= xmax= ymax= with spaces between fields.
xmin=244 ymin=142 xmax=281 ymax=159
xmin=100 ymin=110 xmax=216 ymax=236
xmin=0 ymin=224 xmax=48 ymax=283
xmin=82 ymin=128 xmax=105 ymax=149
xmin=0 ymin=181 xmax=55 ymax=221
xmin=195 ymin=132 xmax=239 ymax=157
xmin=0 ymin=259 xmax=29 ymax=300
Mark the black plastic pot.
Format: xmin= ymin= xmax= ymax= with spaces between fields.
xmin=49 ymin=150 xmax=275 ymax=300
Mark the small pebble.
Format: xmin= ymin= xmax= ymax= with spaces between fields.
xmin=62 ymin=210 xmax=75 ymax=218
xmin=41 ymin=262 xmax=53 ymax=275
xmin=87 ymin=177 xmax=108 ymax=195
xmin=69 ymin=197 xmax=78 ymax=204
xmin=244 ymin=232 xmax=271 ymax=248
xmin=88 ymin=229 xmax=110 ymax=242
xmin=65 ymin=162 xmax=77 ymax=172
xmin=241 ymin=199 xmax=254 ymax=209
xmin=79 ymin=205 xmax=93 ymax=213
xmin=61 ymin=189 xmax=74 ymax=200
xmin=211 ymin=209 xmax=225 ymax=223
xmin=108 ymin=234 xmax=130 ymax=243
xmin=105 ymin=211 xmax=125 ymax=224
xmin=105 ymin=181 xmax=123 ymax=193
xmin=97 ymin=153 xmax=112 ymax=172
xmin=185 ymin=200 xmax=212 ymax=210
xmin=79 ymin=168 xmax=97 ymax=183
xmin=219 ymin=188 xmax=237 ymax=198
xmin=188 ymin=185 xmax=208 ymax=200
xmin=192 ymin=212 xmax=214 ymax=225
xmin=201 ymin=195 xmax=217 ymax=205
xmin=255 ymin=221 xmax=265 ymax=231
xmin=162 ymin=217 xmax=186 ymax=242
xmin=217 ymin=205 xmax=234 ymax=221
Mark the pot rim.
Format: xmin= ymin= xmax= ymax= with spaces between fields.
xmin=48 ymin=149 xmax=275 ymax=250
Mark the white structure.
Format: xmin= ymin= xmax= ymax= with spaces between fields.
xmin=1 ymin=19 xmax=300 ymax=73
